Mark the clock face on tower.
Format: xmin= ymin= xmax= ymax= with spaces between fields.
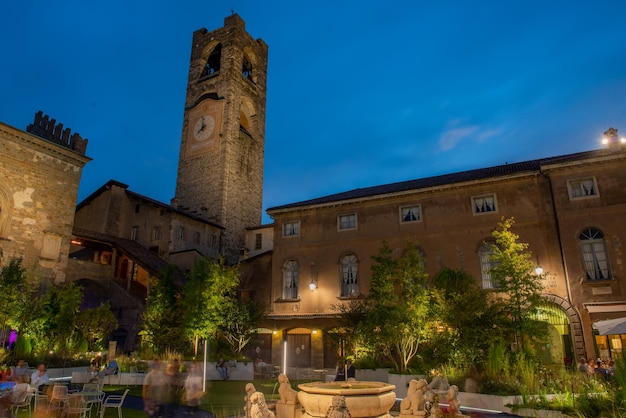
xmin=193 ymin=115 xmax=216 ymax=141
xmin=186 ymin=98 xmax=224 ymax=157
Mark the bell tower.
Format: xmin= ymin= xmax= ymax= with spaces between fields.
xmin=174 ymin=14 xmax=268 ymax=263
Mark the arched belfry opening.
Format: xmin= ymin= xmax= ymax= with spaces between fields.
xmin=201 ymin=43 xmax=222 ymax=77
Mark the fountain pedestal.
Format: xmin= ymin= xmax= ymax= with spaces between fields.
xmin=297 ymin=381 xmax=396 ymax=418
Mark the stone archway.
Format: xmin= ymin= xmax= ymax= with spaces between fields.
xmin=542 ymin=293 xmax=585 ymax=363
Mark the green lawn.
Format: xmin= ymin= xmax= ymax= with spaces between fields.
xmin=16 ymin=379 xmax=299 ymax=418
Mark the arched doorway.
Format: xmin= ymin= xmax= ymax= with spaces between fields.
xmin=532 ymin=303 xmax=574 ymax=366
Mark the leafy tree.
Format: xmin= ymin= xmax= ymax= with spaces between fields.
xmin=431 ymin=267 xmax=506 ymax=369
xmin=141 ymin=265 xmax=187 ymax=354
xmin=488 ymin=217 xmax=546 ymax=352
xmin=182 ymin=257 xmax=241 ymax=356
xmin=75 ymin=304 xmax=119 ymax=351
xmin=44 ymin=282 xmax=84 ymax=356
xmin=220 ymin=299 xmax=265 ymax=355
xmin=0 ymin=257 xmax=36 ymax=347
xmin=352 ymin=241 xmax=434 ymax=373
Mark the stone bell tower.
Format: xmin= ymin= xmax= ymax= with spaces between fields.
xmin=174 ymin=14 xmax=268 ymax=263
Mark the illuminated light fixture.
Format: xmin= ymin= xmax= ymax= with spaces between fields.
xmin=621 ymin=137 xmax=626 ymax=144
xmin=535 ymin=255 xmax=543 ymax=277
xmin=312 ymin=329 xmax=318 ymax=335
xmin=272 ymin=325 xmax=278 ymax=335
xmin=70 ymin=239 xmax=82 ymax=245
xmin=309 ymin=278 xmax=317 ymax=291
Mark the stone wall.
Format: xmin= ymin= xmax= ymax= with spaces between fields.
xmin=0 ymin=118 xmax=89 ymax=283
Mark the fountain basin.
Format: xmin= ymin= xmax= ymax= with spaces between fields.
xmin=298 ymin=381 xmax=396 ymax=418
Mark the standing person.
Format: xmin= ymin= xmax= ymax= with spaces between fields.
xmin=345 ymin=360 xmax=356 ymax=380
xmin=216 ymin=358 xmax=229 ymax=380
xmin=12 ymin=359 xmax=30 ymax=382
xmin=184 ymin=363 xmax=204 ymax=416
xmin=334 ymin=361 xmax=345 ymax=381
xmin=578 ymin=358 xmax=589 ymax=374
xmin=30 ymin=364 xmax=50 ymax=392
xmin=161 ymin=361 xmax=180 ymax=416
xmin=143 ymin=361 xmax=167 ymax=417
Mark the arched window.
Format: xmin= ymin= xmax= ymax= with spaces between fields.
xmin=479 ymin=241 xmax=498 ymax=289
xmin=283 ymin=260 xmax=299 ymax=299
xmin=242 ymin=56 xmax=253 ymax=81
xmin=340 ymin=254 xmax=359 ymax=297
xmin=579 ymin=227 xmax=611 ymax=280
xmin=201 ymin=44 xmax=222 ymax=77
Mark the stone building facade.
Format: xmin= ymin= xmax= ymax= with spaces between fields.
xmin=259 ymin=137 xmax=626 ymax=368
xmin=0 ymin=111 xmax=90 ymax=283
xmin=174 ymin=14 xmax=268 ymax=264
xmin=74 ymin=179 xmax=223 ymax=271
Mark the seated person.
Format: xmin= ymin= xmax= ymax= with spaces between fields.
xmin=0 ymin=374 xmax=31 ymax=412
xmin=216 ymin=358 xmax=229 ymax=380
xmin=93 ymin=358 xmax=118 ymax=382
xmin=12 ymin=359 xmax=30 ymax=382
xmin=30 ymin=364 xmax=50 ymax=392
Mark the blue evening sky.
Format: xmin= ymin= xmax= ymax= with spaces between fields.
xmin=2 ymin=1 xmax=625 ymax=224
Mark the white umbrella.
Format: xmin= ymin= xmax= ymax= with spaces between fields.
xmin=593 ymin=317 xmax=626 ymax=335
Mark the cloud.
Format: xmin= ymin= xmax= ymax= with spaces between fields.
xmin=438 ymin=120 xmax=501 ymax=151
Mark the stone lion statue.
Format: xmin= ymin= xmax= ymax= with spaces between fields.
xmin=277 ymin=373 xmax=298 ymax=404
xmin=250 ymin=391 xmax=275 ymax=418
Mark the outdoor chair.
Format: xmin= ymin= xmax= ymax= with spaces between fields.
xmin=49 ymin=385 xmax=70 ymax=415
xmin=80 ymin=383 xmax=104 ymax=417
xmin=10 ymin=390 xmax=34 ymax=418
xmin=61 ymin=393 xmax=90 ymax=418
xmin=100 ymin=389 xmax=129 ymax=418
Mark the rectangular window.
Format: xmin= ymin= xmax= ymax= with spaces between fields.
xmin=211 ymin=234 xmax=218 ymax=249
xmin=134 ymin=204 xmax=140 ymax=214
xmin=178 ymin=227 xmax=185 ymax=240
xmin=568 ymin=177 xmax=599 ymax=200
xmin=400 ymin=205 xmax=422 ymax=223
xmin=338 ymin=214 xmax=357 ymax=231
xmin=194 ymin=231 xmax=201 ymax=244
xmin=130 ymin=226 xmax=138 ymax=240
xmin=283 ymin=221 xmax=300 ymax=237
xmin=472 ymin=194 xmax=497 ymax=215
xmin=151 ymin=226 xmax=161 ymax=241
xmin=255 ymin=233 xmax=262 ymax=250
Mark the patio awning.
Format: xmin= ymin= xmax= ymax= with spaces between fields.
xmin=593 ymin=317 xmax=626 ymax=335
